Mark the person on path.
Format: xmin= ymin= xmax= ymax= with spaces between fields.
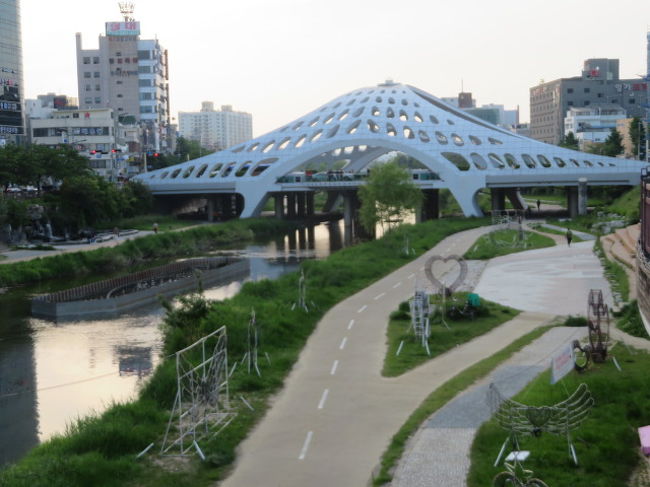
xmin=566 ymin=228 xmax=573 ymax=247
xmin=153 ymin=222 xmax=159 ymax=234
xmin=536 ymin=199 xmax=541 ymax=212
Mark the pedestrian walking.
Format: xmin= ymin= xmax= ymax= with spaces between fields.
xmin=566 ymin=228 xmax=573 ymax=247
xmin=536 ymin=199 xmax=541 ymax=212
xmin=153 ymin=222 xmax=159 ymax=234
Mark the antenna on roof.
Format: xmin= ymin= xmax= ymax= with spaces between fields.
xmin=118 ymin=2 xmax=135 ymax=21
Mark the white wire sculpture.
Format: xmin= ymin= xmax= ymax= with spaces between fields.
xmin=161 ymin=326 xmax=236 ymax=457
xmin=247 ymin=308 xmax=261 ymax=376
xmin=488 ymin=382 xmax=594 ymax=466
xmin=409 ymin=288 xmax=431 ymax=355
xmin=292 ymin=269 xmax=309 ymax=312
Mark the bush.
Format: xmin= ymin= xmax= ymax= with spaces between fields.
xmin=563 ymin=315 xmax=588 ymax=327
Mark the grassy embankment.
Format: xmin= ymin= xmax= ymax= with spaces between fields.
xmin=0 ymin=218 xmax=298 ymax=288
xmin=463 ymin=229 xmax=555 ymax=260
xmin=0 ymin=217 xmax=489 ymax=487
xmin=101 ymin=214 xmax=201 ymax=232
xmin=372 ymin=324 xmax=556 ymax=486
xmin=382 ymin=293 xmax=520 ymax=377
xmin=467 ymin=345 xmax=650 ymax=487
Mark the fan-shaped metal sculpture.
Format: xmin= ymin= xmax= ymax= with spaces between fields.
xmin=573 ymin=289 xmax=611 ymax=371
xmin=488 ymin=382 xmax=594 ymax=466
xmin=161 ymin=326 xmax=236 ymax=456
xmin=409 ymin=288 xmax=431 ymax=354
xmin=134 ymin=82 xmax=647 ymax=219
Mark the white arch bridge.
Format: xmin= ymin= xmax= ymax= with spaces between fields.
xmin=135 ymin=81 xmax=648 ymax=221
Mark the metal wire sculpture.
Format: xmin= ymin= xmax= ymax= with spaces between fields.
xmin=247 ymin=309 xmax=261 ymax=376
xmin=488 ymin=382 xmax=594 ymax=466
xmin=409 ymin=288 xmax=431 ymax=354
xmin=493 ymin=459 xmax=550 ymax=487
xmin=573 ymin=289 xmax=611 ymax=371
xmin=424 ymin=254 xmax=468 ymax=295
xmin=161 ymin=326 xmax=236 ymax=456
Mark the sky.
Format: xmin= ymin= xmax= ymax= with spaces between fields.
xmin=21 ymin=0 xmax=650 ymax=137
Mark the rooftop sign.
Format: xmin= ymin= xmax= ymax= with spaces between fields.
xmin=105 ymin=21 xmax=140 ymax=37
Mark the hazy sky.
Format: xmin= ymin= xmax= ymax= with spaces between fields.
xmin=22 ymin=0 xmax=650 ymax=137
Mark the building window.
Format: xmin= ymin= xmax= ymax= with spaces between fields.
xmin=138 ymin=50 xmax=152 ymax=60
xmin=584 ymin=100 xmax=590 ymax=106
xmin=140 ymin=105 xmax=153 ymax=114
xmin=95 ymin=84 xmax=100 ymax=91
xmin=138 ymin=79 xmax=153 ymax=87
xmin=117 ymin=58 xmax=123 ymax=64
xmin=132 ymin=57 xmax=138 ymax=63
xmin=584 ymin=88 xmax=590 ymax=93
xmin=116 ymin=51 xmax=122 ymax=56
xmin=116 ymin=80 xmax=122 ymax=85
xmin=84 ymin=72 xmax=91 ymax=78
xmin=567 ymin=88 xmax=573 ymax=94
xmin=95 ymin=97 xmax=101 ymax=104
xmin=109 ymin=58 xmax=114 ymax=64
xmin=567 ymin=101 xmax=574 ymax=106
xmin=597 ymin=93 xmax=603 ymax=98
xmin=125 ymin=58 xmax=131 ymax=64
xmin=83 ymin=57 xmax=91 ymax=64
xmin=117 ymin=94 xmax=123 ymax=98
xmin=84 ymin=97 xmax=92 ymax=104
xmin=138 ymin=65 xmax=152 ymax=74
xmin=85 ymin=84 xmax=91 ymax=91
xmin=73 ymin=113 xmax=79 ymax=119
xmin=93 ymin=56 xmax=99 ymax=64
xmin=139 ymin=92 xmax=153 ymax=100
xmin=629 ymin=99 xmax=635 ymax=104
xmin=93 ymin=72 xmax=100 ymax=78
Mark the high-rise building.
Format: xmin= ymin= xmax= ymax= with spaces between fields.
xmin=530 ymin=58 xmax=648 ymax=144
xmin=0 ymin=0 xmax=24 ymax=144
xmin=75 ymin=4 xmax=171 ymax=153
xmin=178 ymin=102 xmax=253 ymax=150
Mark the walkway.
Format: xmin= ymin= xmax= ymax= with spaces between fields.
xmin=392 ymin=326 xmax=586 ymax=487
xmin=474 ymin=240 xmax=613 ymax=315
xmin=219 ymin=226 xmax=555 ymax=487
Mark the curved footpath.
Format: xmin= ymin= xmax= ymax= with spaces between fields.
xmin=218 ymin=226 xmax=555 ymax=487
xmin=394 ymin=237 xmax=622 ymax=486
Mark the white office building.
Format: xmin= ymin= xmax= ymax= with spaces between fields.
xmin=564 ymin=104 xmax=627 ymax=149
xmin=178 ymin=102 xmax=252 ymax=150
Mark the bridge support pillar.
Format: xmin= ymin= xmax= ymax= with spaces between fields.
xmin=416 ymin=189 xmax=440 ymax=222
xmin=274 ymin=194 xmax=284 ymax=219
xmin=491 ymin=188 xmax=506 ymax=213
xmin=207 ymin=197 xmax=215 ymax=223
xmin=567 ymin=187 xmax=579 ymax=218
xmin=578 ymin=178 xmax=588 ymax=216
xmin=504 ymin=188 xmax=527 ymax=210
xmin=343 ymin=192 xmax=354 ymax=231
xmin=235 ymin=194 xmax=244 ymax=217
xmin=306 ymin=192 xmax=315 ymax=216
xmin=287 ymin=193 xmax=297 ymax=219
xmin=297 ymin=193 xmax=306 ymax=218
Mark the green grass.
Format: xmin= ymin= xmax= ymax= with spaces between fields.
xmin=382 ymin=293 xmax=520 ymax=377
xmin=1 ymin=217 xmax=490 ymax=487
xmin=594 ymin=237 xmax=630 ymax=303
xmin=547 ymin=216 xmax=601 ymax=235
xmin=608 ymin=185 xmax=640 ymax=224
xmin=100 ymin=214 xmax=200 ymax=232
xmin=467 ymin=345 xmax=650 ymax=487
xmin=0 ymin=219 xmax=300 ymax=287
xmin=528 ymin=223 xmax=586 ymax=243
xmin=614 ymin=301 xmax=649 ymax=339
xmin=372 ymin=324 xmax=556 ymax=486
xmin=464 ymin=229 xmax=555 ymax=260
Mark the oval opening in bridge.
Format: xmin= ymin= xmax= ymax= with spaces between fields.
xmin=442 ymin=152 xmax=471 ymax=171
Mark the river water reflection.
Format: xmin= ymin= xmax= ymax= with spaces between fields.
xmin=0 ymin=220 xmax=345 ymax=466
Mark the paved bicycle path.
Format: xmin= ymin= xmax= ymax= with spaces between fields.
xmin=219 ymin=226 xmax=555 ymax=487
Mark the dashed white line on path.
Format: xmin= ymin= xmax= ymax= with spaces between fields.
xmin=374 ymin=292 xmax=385 ymax=300
xmin=330 ymin=360 xmax=339 ymax=375
xmin=408 ymin=273 xmax=415 ymax=279
xmin=318 ymin=389 xmax=329 ymax=410
xmin=358 ymin=305 xmax=367 ymax=313
xmin=347 ymin=319 xmax=355 ymax=330
xmin=298 ymin=431 xmax=313 ymax=460
xmin=339 ymin=337 xmax=348 ymax=350
xmin=393 ymin=282 xmax=402 ymax=288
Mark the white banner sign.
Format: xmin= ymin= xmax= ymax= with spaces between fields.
xmin=551 ymin=343 xmax=575 ymax=384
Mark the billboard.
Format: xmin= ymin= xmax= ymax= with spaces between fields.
xmin=105 ymin=22 xmax=140 ymax=37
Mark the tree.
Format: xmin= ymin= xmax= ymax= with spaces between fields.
xmin=559 ymin=132 xmax=579 ymax=151
xmin=630 ymin=117 xmax=647 ymax=159
xmin=358 ymin=162 xmax=422 ymax=233
xmin=602 ymin=127 xmax=623 ymax=157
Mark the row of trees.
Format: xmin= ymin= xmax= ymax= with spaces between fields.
xmin=0 ymin=144 xmax=153 ymax=234
xmin=560 ymin=117 xmax=648 ymax=159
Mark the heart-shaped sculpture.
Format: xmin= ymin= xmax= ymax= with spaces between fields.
xmin=424 ymin=255 xmax=468 ymax=293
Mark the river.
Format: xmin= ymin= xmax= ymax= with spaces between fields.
xmin=0 ymin=220 xmax=346 ymax=466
